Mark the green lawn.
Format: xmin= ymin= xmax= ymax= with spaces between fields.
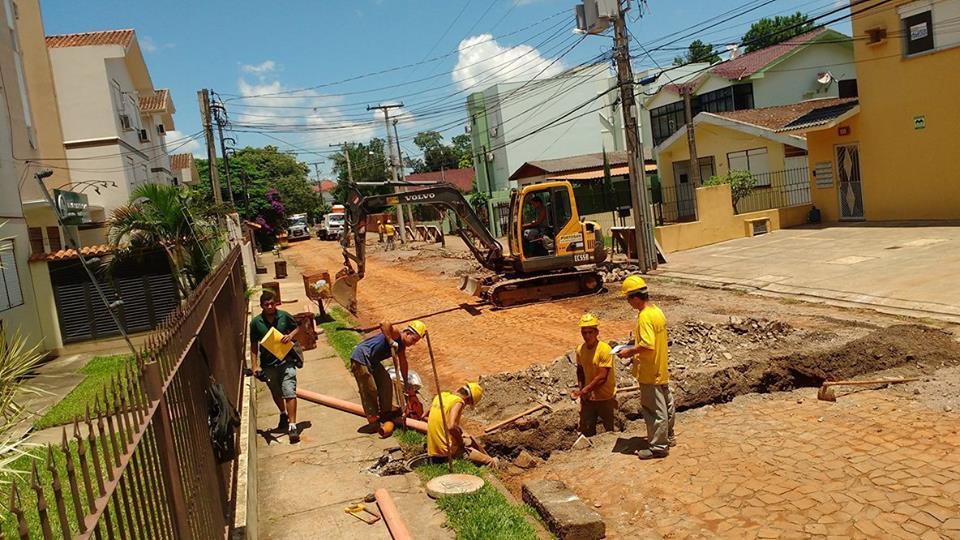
xmin=317 ymin=307 xmax=362 ymax=368
xmin=33 ymin=354 xmax=135 ymax=430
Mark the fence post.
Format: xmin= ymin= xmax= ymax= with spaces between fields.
xmin=143 ymin=360 xmax=192 ymax=539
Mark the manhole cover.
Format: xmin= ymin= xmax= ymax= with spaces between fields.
xmin=426 ymin=474 xmax=485 ymax=498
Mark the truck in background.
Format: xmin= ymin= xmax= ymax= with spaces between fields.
xmin=317 ymin=205 xmax=345 ymax=240
xmin=287 ymin=213 xmax=310 ymax=241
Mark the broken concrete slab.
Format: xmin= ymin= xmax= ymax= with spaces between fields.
xmin=522 ymin=479 xmax=605 ymax=540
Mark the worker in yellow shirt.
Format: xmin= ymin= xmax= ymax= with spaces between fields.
xmin=426 ymin=382 xmax=493 ymax=464
xmin=571 ymin=313 xmax=617 ymax=436
xmin=383 ymin=217 xmax=396 ymax=250
xmin=377 ymin=218 xmax=385 ymax=243
xmin=616 ymin=275 xmax=676 ymax=460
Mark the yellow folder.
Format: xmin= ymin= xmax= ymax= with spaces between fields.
xmin=260 ymin=327 xmax=293 ymax=360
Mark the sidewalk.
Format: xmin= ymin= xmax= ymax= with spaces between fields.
xmin=254 ymin=256 xmax=451 ymax=539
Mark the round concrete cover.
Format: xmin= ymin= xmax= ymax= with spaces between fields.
xmin=426 ymin=474 xmax=485 ymax=498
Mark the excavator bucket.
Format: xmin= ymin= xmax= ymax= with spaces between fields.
xmin=331 ymin=272 xmax=359 ymax=314
xmin=458 ymin=275 xmax=482 ymax=297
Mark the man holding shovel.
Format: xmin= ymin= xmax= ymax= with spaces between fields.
xmin=350 ymin=320 xmax=425 ymax=428
xmin=616 ymin=276 xmax=676 ymax=459
xmin=572 ymin=313 xmax=617 ymax=436
xmin=427 ymin=382 xmax=494 ymax=465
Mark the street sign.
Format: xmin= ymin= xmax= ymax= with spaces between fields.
xmin=54 ymin=189 xmax=90 ymax=225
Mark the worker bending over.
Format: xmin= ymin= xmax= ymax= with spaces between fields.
xmin=572 ymin=313 xmax=617 ymax=436
xmin=427 ymin=382 xmax=494 ymax=465
xmin=616 ymin=276 xmax=676 ymax=459
xmin=350 ymin=320 xmax=425 ymax=427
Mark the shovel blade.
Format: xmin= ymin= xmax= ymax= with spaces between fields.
xmin=459 ymin=275 xmax=482 ymax=297
xmin=331 ymin=273 xmax=359 ymax=314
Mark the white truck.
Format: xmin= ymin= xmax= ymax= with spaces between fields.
xmin=286 ymin=213 xmax=310 ymax=241
xmin=317 ymin=206 xmax=346 ymax=240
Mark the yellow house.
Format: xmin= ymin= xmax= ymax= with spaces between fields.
xmin=783 ymin=0 xmax=960 ymax=221
xmin=654 ymin=99 xmax=858 ymax=222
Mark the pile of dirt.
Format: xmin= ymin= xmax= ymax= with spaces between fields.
xmin=481 ymin=406 xmax=629 ymax=460
xmin=670 ymin=317 xmax=795 ymax=370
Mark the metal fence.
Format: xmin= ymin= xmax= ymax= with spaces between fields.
xmin=736 ymin=167 xmax=812 ymax=214
xmin=5 ymin=245 xmax=247 ymax=539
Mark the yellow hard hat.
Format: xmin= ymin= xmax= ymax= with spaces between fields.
xmin=465 ymin=382 xmax=483 ymax=405
xmin=621 ymin=275 xmax=648 ymax=296
xmin=406 ymin=320 xmax=427 ymax=338
xmin=578 ymin=313 xmax=599 ymax=327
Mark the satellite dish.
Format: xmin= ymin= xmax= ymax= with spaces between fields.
xmin=816 ymin=72 xmax=834 ymax=85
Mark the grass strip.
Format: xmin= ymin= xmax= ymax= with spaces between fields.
xmin=317 ymin=307 xmax=362 ymax=368
xmin=33 ymin=354 xmax=135 ymax=430
xmin=415 ymin=460 xmax=540 ymax=540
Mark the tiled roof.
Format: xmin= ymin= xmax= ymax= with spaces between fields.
xmin=510 ymin=152 xmax=629 ymax=180
xmin=778 ymin=100 xmax=859 ymax=132
xmin=711 ymin=98 xmax=858 ymax=131
xmin=169 ymin=152 xmax=193 ymax=170
xmin=29 ymin=244 xmax=113 ymax=262
xmin=405 ymin=168 xmax=475 ymax=193
xmin=711 ymin=28 xmax=828 ymax=80
xmin=139 ymin=89 xmax=169 ymax=113
xmin=46 ymin=29 xmax=135 ymax=49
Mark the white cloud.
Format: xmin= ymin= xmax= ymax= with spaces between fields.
xmin=452 ymin=34 xmax=565 ymax=91
xmin=165 ymin=130 xmax=204 ymax=158
xmin=240 ymin=60 xmax=277 ymax=76
xmin=139 ymin=36 xmax=174 ymax=53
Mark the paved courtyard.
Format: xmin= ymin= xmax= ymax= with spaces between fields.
xmin=658 ymin=223 xmax=960 ymax=322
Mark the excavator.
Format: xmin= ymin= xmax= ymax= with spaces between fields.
xmin=330 ymin=180 xmax=607 ymax=312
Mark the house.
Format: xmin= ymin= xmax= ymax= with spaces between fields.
xmin=654 ymin=99 xmax=858 ymax=222
xmin=466 ymin=64 xmax=620 ymax=234
xmin=784 ymin=0 xmax=960 ymax=221
xmin=404 ymin=168 xmax=475 ymax=193
xmin=311 ymin=179 xmax=336 ymax=205
xmin=643 ymin=29 xmax=857 ymax=151
xmin=170 ymin=153 xmax=199 ymax=186
xmin=0 ymin=0 xmax=49 ymax=351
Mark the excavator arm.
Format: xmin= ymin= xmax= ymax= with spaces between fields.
xmin=332 ymin=182 xmax=507 ymax=313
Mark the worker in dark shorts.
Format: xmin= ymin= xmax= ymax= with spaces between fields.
xmin=572 ymin=313 xmax=617 ymax=436
xmin=350 ymin=320 xmax=425 ymax=427
xmin=250 ymin=292 xmax=302 ymax=443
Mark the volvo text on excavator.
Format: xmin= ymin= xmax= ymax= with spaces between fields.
xmin=330 ymin=180 xmax=607 ymax=312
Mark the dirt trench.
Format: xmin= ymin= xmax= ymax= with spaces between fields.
xmin=481 ymin=324 xmax=960 ymax=460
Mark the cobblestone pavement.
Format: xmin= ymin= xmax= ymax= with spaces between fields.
xmin=517 ymin=388 xmax=960 ymax=539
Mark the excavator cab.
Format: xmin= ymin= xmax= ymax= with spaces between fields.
xmin=508 ymin=181 xmax=606 ymax=273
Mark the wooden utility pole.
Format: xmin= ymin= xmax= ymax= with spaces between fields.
xmin=682 ymin=85 xmax=702 ymax=191
xmin=309 ymin=162 xmax=323 ymax=182
xmin=211 ymin=95 xmax=235 ymax=205
xmin=368 ymin=103 xmax=406 ymax=242
xmin=611 ymin=1 xmax=657 ymax=270
xmin=198 ymin=89 xmax=222 ymax=204
xmin=329 ymin=143 xmax=355 ymax=183
xmin=393 ymin=118 xmax=416 ymax=232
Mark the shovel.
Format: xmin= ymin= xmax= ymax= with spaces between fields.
xmin=483 ymin=403 xmax=553 ymax=434
xmin=817 ymin=377 xmax=920 ymax=402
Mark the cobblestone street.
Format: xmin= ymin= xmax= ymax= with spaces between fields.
xmin=516 ymin=387 xmax=960 ymax=539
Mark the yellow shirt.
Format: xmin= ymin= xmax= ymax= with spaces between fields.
xmin=576 ymin=341 xmax=616 ymax=401
xmin=633 ymin=304 xmax=669 ymax=385
xmin=427 ymin=392 xmax=464 ymax=457
xmin=384 ymin=223 xmax=396 ymax=236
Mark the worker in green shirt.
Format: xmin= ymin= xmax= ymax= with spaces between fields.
xmin=250 ymin=291 xmax=302 ymax=443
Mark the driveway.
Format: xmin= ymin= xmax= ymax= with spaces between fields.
xmin=657 ymin=223 xmax=960 ymax=322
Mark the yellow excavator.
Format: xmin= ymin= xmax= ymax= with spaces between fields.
xmin=331 ymin=180 xmax=607 ymax=312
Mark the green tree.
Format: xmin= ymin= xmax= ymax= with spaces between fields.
xmin=328 ymin=138 xmax=393 ymax=204
xmin=451 ymin=134 xmax=474 ymax=169
xmin=413 ymin=130 xmax=459 ymax=173
xmin=108 ymin=183 xmax=224 ymax=295
xmin=673 ymin=39 xmax=722 ymax=66
xmin=705 ymin=170 xmax=758 ymax=214
xmin=741 ymin=12 xmax=812 ymax=53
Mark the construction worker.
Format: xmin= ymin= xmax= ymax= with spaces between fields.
xmin=250 ymin=291 xmax=302 ymax=443
xmin=350 ymin=320 xmax=425 ymax=427
xmin=383 ymin=217 xmax=396 ymax=250
xmin=571 ymin=313 xmax=617 ymax=436
xmin=426 ymin=382 xmax=493 ymax=465
xmin=616 ymin=275 xmax=676 ymax=459
xmin=377 ymin=218 xmax=385 ymax=243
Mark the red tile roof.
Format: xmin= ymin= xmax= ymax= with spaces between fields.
xmin=711 ymin=98 xmax=857 ymax=131
xmin=139 ymin=89 xmax=170 ymax=113
xmin=311 ymin=180 xmax=337 ymax=193
xmin=712 ymin=28 xmax=828 ymax=80
xmin=405 ymin=168 xmax=475 ymax=193
xmin=46 ymin=29 xmax=135 ymax=49
xmin=29 ymin=244 xmax=113 ymax=262
xmin=169 ymin=153 xmax=193 ymax=171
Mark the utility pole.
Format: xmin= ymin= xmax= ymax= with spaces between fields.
xmin=210 ymin=93 xmax=235 ymax=205
xmin=329 ymin=143 xmax=354 ymax=183
xmin=682 ymin=85 xmax=702 ymax=198
xmin=309 ymin=162 xmax=323 ymax=183
xmin=611 ymin=1 xmax=657 ymax=270
xmin=393 ymin=118 xmax=416 ymax=232
xmin=367 ymin=103 xmax=406 ymax=242
xmin=198 ymin=89 xmax=222 ymax=204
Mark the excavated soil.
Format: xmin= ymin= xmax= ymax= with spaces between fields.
xmin=479 ymin=324 xmax=960 ymax=459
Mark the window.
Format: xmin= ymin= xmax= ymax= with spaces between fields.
xmin=733 ymin=83 xmax=755 ymax=110
xmin=650 ymin=83 xmax=754 ymax=147
xmin=838 ymin=79 xmax=858 ymax=98
xmin=551 ymin=187 xmax=572 ymax=229
xmin=727 ymin=147 xmax=771 ymax=185
xmin=0 ymin=240 xmax=24 ymax=311
xmin=650 ymin=101 xmax=685 ymax=147
xmin=899 ymin=0 xmax=960 ymax=56
xmin=903 ymin=10 xmax=935 ymax=55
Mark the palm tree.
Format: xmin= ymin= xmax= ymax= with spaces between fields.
xmin=107 ymin=183 xmax=223 ymax=297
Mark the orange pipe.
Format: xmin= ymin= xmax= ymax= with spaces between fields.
xmin=295 ymin=389 xmax=428 ymax=432
xmin=375 ymin=488 xmax=413 ymax=540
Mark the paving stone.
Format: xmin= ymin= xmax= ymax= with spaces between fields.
xmin=942 ymin=518 xmax=960 ymax=530
xmin=522 ymin=479 xmax=605 ymax=540
xmin=911 ymin=510 xmax=944 ymax=529
xmin=901 ymin=519 xmax=929 ymax=534
xmin=919 ymin=503 xmax=952 ymax=523
xmin=853 ymin=520 xmax=884 ymax=536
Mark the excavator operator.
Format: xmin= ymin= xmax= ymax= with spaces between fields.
xmin=522 ymin=196 xmax=552 ymax=257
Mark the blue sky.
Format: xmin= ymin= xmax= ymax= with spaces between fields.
xmin=40 ymin=0 xmax=851 ymax=178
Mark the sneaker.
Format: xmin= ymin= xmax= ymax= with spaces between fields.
xmin=288 ymin=424 xmax=300 ymax=444
xmin=637 ymin=449 xmax=668 ymax=460
xmin=277 ymin=413 xmax=289 ymax=432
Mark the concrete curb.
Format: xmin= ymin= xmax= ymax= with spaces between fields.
xmin=484 ymin=472 xmax=553 ymax=540
xmin=233 ymin=300 xmax=258 ymax=539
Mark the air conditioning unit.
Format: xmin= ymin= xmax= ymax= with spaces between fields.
xmin=156 ymin=123 xmax=166 ymax=135
xmin=486 ymin=152 xmax=494 ymax=162
xmin=138 ymin=129 xmax=149 ymax=143
xmin=119 ymin=114 xmax=132 ymax=131
xmin=490 ymin=126 xmax=498 ymax=137
xmin=465 ymin=124 xmax=472 ymax=134
xmin=865 ymin=26 xmax=887 ymax=46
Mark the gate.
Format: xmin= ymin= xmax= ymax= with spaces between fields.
xmin=836 ymin=144 xmax=864 ymax=220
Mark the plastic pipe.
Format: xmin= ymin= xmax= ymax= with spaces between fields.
xmin=374 ymin=488 xmax=413 ymax=540
xmin=295 ymin=389 xmax=428 ymax=432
